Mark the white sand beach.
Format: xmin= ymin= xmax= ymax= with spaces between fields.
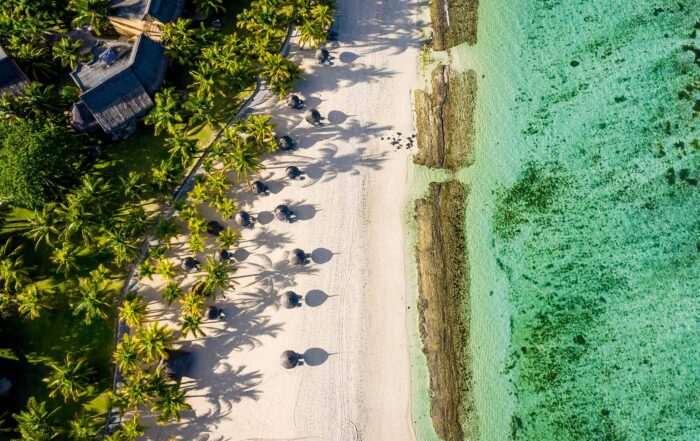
xmin=139 ymin=0 xmax=421 ymax=439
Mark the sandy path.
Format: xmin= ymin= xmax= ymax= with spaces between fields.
xmin=141 ymin=1 xmax=420 ymax=439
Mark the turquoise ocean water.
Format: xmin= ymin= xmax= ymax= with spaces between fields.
xmin=411 ymin=1 xmax=700 ymax=440
xmin=448 ymin=1 xmax=700 ymax=440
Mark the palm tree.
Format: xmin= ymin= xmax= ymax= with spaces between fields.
xmin=124 ymin=206 xmax=149 ymax=236
xmin=161 ymin=19 xmax=198 ymax=66
xmin=0 ymin=241 xmax=30 ymax=292
xmin=117 ymin=371 xmax=152 ymax=410
xmin=312 ymin=3 xmax=334 ymax=29
xmin=184 ymin=92 xmax=216 ymax=127
xmin=244 ymin=114 xmax=277 ymax=152
xmin=73 ymin=277 xmax=113 ymax=325
xmin=137 ymin=260 xmax=156 ymax=281
xmin=67 ymin=412 xmax=100 ymax=440
xmin=297 ymin=20 xmax=328 ymax=48
xmin=193 ymin=0 xmax=225 ymax=16
xmin=16 ymin=284 xmax=49 ymax=320
xmin=50 ymin=242 xmax=78 ymax=277
xmin=106 ymin=413 xmax=145 ymax=441
xmin=52 ymin=37 xmax=83 ymax=69
xmin=145 ymin=88 xmax=183 ymax=136
xmin=179 ymin=290 xmax=205 ymax=317
xmin=136 ymin=322 xmax=174 ymax=362
xmin=8 ymin=38 xmax=54 ymax=79
xmin=106 ymin=227 xmax=139 ymax=267
xmin=155 ymin=258 xmax=176 ymax=280
xmin=16 ymin=82 xmax=58 ymax=118
xmin=155 ymin=218 xmax=179 ymax=244
xmin=166 ymin=133 xmax=198 ymax=168
xmin=199 ymin=255 xmax=235 ymax=296
xmin=224 ymin=138 xmax=263 ymax=185
xmin=187 ymin=215 xmax=207 ymax=236
xmin=150 ymin=159 xmax=180 ymax=193
xmin=189 ymin=181 xmax=210 ymax=204
xmin=259 ymin=52 xmax=303 ymax=98
xmin=42 ymin=355 xmax=94 ymax=402
xmin=119 ymin=172 xmax=147 ymax=205
xmin=152 ymin=383 xmax=191 ymax=424
xmin=217 ymin=227 xmax=239 ymax=249
xmin=26 ymin=203 xmax=58 ymax=249
xmin=187 ymin=232 xmax=205 ymax=254
xmin=12 ymin=397 xmax=58 ymax=441
xmin=180 ymin=313 xmax=205 ymax=338
xmin=162 ymin=281 xmax=182 ymax=305
xmin=211 ymin=194 xmax=238 ymax=219
xmin=189 ymin=63 xmax=223 ymax=98
xmin=205 ymin=169 xmax=230 ymax=196
xmin=113 ymin=333 xmax=139 ymax=375
xmin=119 ymin=296 xmax=147 ymax=328
xmin=68 ymin=0 xmax=108 ymax=35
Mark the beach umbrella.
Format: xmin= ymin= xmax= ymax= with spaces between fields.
xmin=305 ymin=108 xmax=321 ymax=125
xmin=280 ymin=350 xmax=300 ymax=369
xmin=274 ymin=204 xmax=293 ymax=222
xmin=207 ymin=306 xmax=223 ymax=320
xmin=215 ymin=249 xmax=231 ymax=263
xmin=235 ymin=211 xmax=253 ymax=228
xmin=181 ymin=257 xmax=200 ymax=272
xmin=280 ymin=291 xmax=301 ymax=309
xmin=285 ymin=166 xmax=302 ymax=180
xmin=278 ymin=135 xmax=295 ymax=151
xmin=316 ymin=48 xmax=330 ymax=64
xmin=206 ymin=221 xmax=224 ymax=236
xmin=289 ymin=248 xmax=307 ymax=266
xmin=252 ymin=180 xmax=269 ymax=195
xmin=287 ymin=94 xmax=304 ymax=109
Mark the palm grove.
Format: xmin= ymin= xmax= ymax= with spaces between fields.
xmin=0 ymin=0 xmax=334 ymax=439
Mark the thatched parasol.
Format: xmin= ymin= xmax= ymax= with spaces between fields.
xmin=280 ymin=291 xmax=301 ymax=309
xmin=287 ymin=94 xmax=304 ymax=109
xmin=305 ymin=108 xmax=321 ymax=125
xmin=207 ymin=306 xmax=223 ymax=320
xmin=215 ymin=249 xmax=231 ymax=262
xmin=252 ymin=180 xmax=269 ymax=195
xmin=206 ymin=220 xmax=224 ymax=236
xmin=274 ymin=204 xmax=293 ymax=222
xmin=289 ymin=248 xmax=307 ymax=265
xmin=234 ymin=211 xmax=253 ymax=228
xmin=182 ymin=256 xmax=200 ymax=272
xmin=278 ymin=135 xmax=295 ymax=151
xmin=316 ymin=48 xmax=330 ymax=64
xmin=285 ymin=166 xmax=302 ymax=180
xmin=280 ymin=350 xmax=300 ymax=369
xmin=163 ymin=349 xmax=191 ymax=381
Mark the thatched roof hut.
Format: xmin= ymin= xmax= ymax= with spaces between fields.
xmin=287 ymin=94 xmax=304 ymax=109
xmin=289 ymin=248 xmax=307 ymax=266
xmin=252 ymin=180 xmax=269 ymax=195
xmin=182 ymin=256 xmax=199 ymax=272
xmin=69 ymin=35 xmax=167 ymax=139
xmin=280 ymin=350 xmax=300 ymax=369
xmin=305 ymin=108 xmax=321 ymax=125
xmin=0 ymin=46 xmax=29 ymax=98
xmin=278 ymin=135 xmax=295 ymax=151
xmin=235 ymin=211 xmax=253 ymax=228
xmin=316 ymin=48 xmax=330 ymax=64
xmin=280 ymin=291 xmax=301 ymax=309
xmin=274 ymin=204 xmax=293 ymax=222
xmin=285 ymin=166 xmax=302 ymax=180
xmin=108 ymin=0 xmax=185 ymax=40
xmin=206 ymin=220 xmax=223 ymax=236
xmin=163 ymin=349 xmax=191 ymax=381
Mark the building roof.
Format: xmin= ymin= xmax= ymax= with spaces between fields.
xmin=0 ymin=46 xmax=30 ymax=97
xmin=108 ymin=0 xmax=186 ymax=23
xmin=69 ymin=34 xmax=167 ymax=135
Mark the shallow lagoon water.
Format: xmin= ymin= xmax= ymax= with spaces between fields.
xmin=456 ymin=0 xmax=700 ymax=440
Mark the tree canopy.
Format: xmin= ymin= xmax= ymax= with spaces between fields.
xmin=0 ymin=119 xmax=80 ymax=208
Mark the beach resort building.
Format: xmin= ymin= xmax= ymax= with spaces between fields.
xmin=69 ymin=34 xmax=168 ymax=139
xmin=107 ymin=0 xmax=186 ymax=41
xmin=0 ymin=46 xmax=29 ymax=98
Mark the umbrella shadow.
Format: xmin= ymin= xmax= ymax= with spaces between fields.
xmin=304 ymin=289 xmax=331 ymax=307
xmin=327 ymin=110 xmax=349 ymax=125
xmin=339 ymin=51 xmax=358 ymax=64
xmin=311 ymin=248 xmax=335 ymax=264
xmin=301 ymin=348 xmax=331 ymax=367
